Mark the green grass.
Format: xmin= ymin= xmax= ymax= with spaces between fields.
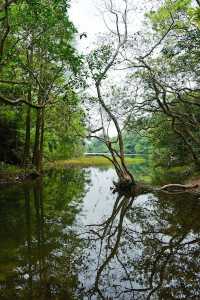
xmin=47 ymin=155 xmax=145 ymax=168
xmin=167 ymin=165 xmax=191 ymax=174
xmin=139 ymin=175 xmax=152 ymax=183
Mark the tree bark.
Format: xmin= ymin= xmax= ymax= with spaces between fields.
xmin=23 ymin=104 xmax=31 ymax=167
xmin=23 ymin=46 xmax=33 ymax=167
xmin=32 ymin=57 xmax=45 ymax=173
xmin=96 ymin=84 xmax=135 ymax=185
xmin=32 ymin=107 xmax=44 ymax=172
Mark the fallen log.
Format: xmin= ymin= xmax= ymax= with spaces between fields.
xmin=159 ymin=183 xmax=199 ymax=193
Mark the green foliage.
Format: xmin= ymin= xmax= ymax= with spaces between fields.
xmin=147 ymin=114 xmax=188 ymax=165
xmin=87 ymin=44 xmax=113 ymax=81
xmin=44 ymin=89 xmax=85 ymax=160
xmin=0 ymin=0 xmax=85 ymax=168
xmin=123 ymin=133 xmax=150 ymax=155
xmin=189 ymin=7 xmax=200 ymax=26
xmin=149 ymin=0 xmax=192 ymax=25
xmin=87 ymin=139 xmax=107 ymax=153
xmin=131 ymin=0 xmax=200 ymax=167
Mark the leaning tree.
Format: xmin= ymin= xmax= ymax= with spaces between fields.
xmin=82 ymin=0 xmax=136 ymax=188
xmin=78 ymin=0 xmax=199 ymax=193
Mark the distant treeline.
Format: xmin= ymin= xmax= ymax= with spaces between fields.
xmin=87 ymin=133 xmax=150 ymax=155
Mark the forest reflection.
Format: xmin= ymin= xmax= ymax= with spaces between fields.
xmin=0 ymin=167 xmax=200 ymax=300
xmin=0 ymin=168 xmax=87 ymax=300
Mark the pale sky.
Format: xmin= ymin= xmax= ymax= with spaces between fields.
xmin=70 ymin=0 xmax=104 ymax=34
xmin=69 ymin=0 xmax=147 ymax=51
xmin=70 ymin=0 xmax=105 ymax=50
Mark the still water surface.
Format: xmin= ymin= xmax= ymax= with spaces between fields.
xmin=0 ymin=166 xmax=200 ymax=299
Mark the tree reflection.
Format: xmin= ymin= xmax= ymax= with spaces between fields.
xmin=1 ymin=168 xmax=200 ymax=299
xmin=0 ymin=168 xmax=87 ymax=300
xmin=83 ymin=190 xmax=200 ymax=299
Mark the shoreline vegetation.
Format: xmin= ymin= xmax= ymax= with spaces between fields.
xmin=0 ymin=155 xmax=199 ymax=186
xmin=47 ymin=155 xmax=145 ymax=168
xmin=0 ymin=156 xmax=145 ymax=185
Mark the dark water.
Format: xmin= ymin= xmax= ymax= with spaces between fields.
xmin=0 ymin=166 xmax=200 ymax=299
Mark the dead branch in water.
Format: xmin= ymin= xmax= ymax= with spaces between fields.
xmin=112 ymin=181 xmax=200 ymax=196
xmin=159 ymin=183 xmax=199 ymax=194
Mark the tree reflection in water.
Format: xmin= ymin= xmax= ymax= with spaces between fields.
xmin=0 ymin=168 xmax=87 ymax=300
xmin=82 ymin=190 xmax=200 ymax=299
xmin=1 ymin=167 xmax=200 ymax=299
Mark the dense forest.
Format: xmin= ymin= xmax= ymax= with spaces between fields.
xmin=0 ymin=0 xmax=84 ymax=173
xmin=0 ymin=0 xmax=200 ymax=177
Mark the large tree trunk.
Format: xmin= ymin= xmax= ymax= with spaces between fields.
xmin=32 ymin=107 xmax=44 ymax=172
xmin=32 ymin=108 xmax=40 ymax=170
xmin=23 ymin=104 xmax=31 ymax=167
xmin=39 ymin=107 xmax=44 ymax=171
xmin=23 ymin=46 xmax=33 ymax=168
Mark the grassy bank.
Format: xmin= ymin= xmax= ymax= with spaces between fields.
xmin=0 ymin=156 xmax=145 ymax=184
xmin=47 ymin=155 xmax=145 ymax=168
xmin=2 ymin=156 xmax=197 ymax=186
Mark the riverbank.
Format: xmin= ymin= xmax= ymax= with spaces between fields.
xmin=0 ymin=156 xmax=199 ymax=186
xmin=0 ymin=156 xmax=145 ymax=184
xmin=47 ymin=156 xmax=145 ymax=168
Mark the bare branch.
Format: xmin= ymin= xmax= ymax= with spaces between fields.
xmin=0 ymin=93 xmax=44 ymax=109
xmin=140 ymin=18 xmax=174 ymax=59
xmin=90 ymin=127 xmax=103 ymax=134
xmin=0 ymin=79 xmax=28 ymax=85
xmin=196 ymin=0 xmax=200 ymax=7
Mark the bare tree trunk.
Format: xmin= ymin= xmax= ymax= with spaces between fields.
xmin=96 ymin=84 xmax=135 ymax=186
